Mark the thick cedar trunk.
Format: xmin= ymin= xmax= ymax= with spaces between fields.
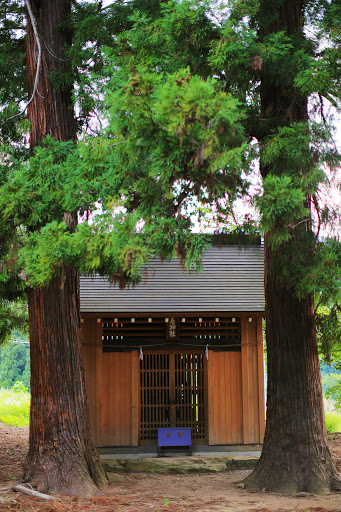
xmin=23 ymin=0 xmax=107 ymax=494
xmin=24 ymin=270 xmax=106 ymax=494
xmin=26 ymin=0 xmax=76 ymax=146
xmin=244 ymin=0 xmax=341 ymax=494
xmin=244 ymin=247 xmax=340 ymax=493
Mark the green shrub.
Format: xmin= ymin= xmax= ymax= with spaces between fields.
xmin=325 ymin=411 xmax=341 ymax=433
xmin=12 ymin=381 xmax=28 ymax=393
xmin=0 ymin=388 xmax=30 ymax=427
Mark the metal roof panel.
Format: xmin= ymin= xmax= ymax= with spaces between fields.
xmin=80 ymin=245 xmax=265 ymax=313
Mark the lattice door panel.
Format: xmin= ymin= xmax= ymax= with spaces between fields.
xmin=140 ymin=353 xmax=170 ymax=441
xmin=174 ymin=353 xmax=206 ymax=440
xmin=139 ymin=351 xmax=207 ymax=443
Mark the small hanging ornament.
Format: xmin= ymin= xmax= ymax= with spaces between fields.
xmin=139 ymin=347 xmax=144 ymax=360
xmin=205 ymin=345 xmax=209 ymax=360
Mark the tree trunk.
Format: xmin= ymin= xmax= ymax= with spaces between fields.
xmin=23 ymin=0 xmax=107 ymax=494
xmin=244 ymin=246 xmax=340 ymax=494
xmin=24 ymin=270 xmax=106 ymax=495
xmin=244 ymin=0 xmax=341 ymax=494
xmin=26 ymin=0 xmax=76 ymax=146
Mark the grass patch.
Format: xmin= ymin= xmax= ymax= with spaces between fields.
xmin=0 ymin=388 xmax=30 ymax=427
xmin=325 ymin=411 xmax=341 ymax=433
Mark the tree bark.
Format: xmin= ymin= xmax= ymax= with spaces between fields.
xmin=244 ymin=246 xmax=341 ymax=493
xmin=24 ymin=270 xmax=106 ymax=495
xmin=23 ymin=0 xmax=107 ymax=494
xmin=26 ymin=0 xmax=76 ymax=147
xmin=244 ymin=0 xmax=341 ymax=494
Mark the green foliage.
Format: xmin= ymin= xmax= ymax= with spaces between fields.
xmin=0 ymin=138 xmax=82 ymax=229
xmin=0 ymin=341 xmax=30 ymax=390
xmin=324 ymin=411 xmax=341 ymax=433
xmin=75 ymin=213 xmax=152 ymax=285
xmin=105 ymin=66 xmax=248 ymax=204
xmin=257 ymin=175 xmax=308 ymax=245
xmin=321 ymin=362 xmax=341 ymax=403
xmin=106 ymin=0 xmax=220 ymax=77
xmin=0 ymin=0 xmax=340 ymax=302
xmin=12 ymin=380 xmax=28 ymax=393
xmin=0 ymin=1 xmax=253 ymax=288
xmin=327 ymin=385 xmax=341 ymax=412
xmin=315 ymin=241 xmax=341 ymax=303
xmin=0 ymin=1 xmax=28 ymax=332
xmin=97 ymin=1 xmax=253 ymax=268
xmin=0 ymin=0 xmax=27 ymax=154
xmin=0 ymin=387 xmax=30 ymax=427
xmin=261 ymin=123 xmax=328 ymax=178
xmin=316 ymin=304 xmax=341 ymax=363
xmin=0 ymin=300 xmax=28 ymax=345
xmin=322 ymin=373 xmax=341 ymax=398
xmin=312 ymin=240 xmax=341 ymax=364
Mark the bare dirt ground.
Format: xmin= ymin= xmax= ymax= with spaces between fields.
xmin=0 ymin=423 xmax=340 ymax=512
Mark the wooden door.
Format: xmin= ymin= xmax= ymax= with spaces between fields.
xmin=101 ymin=351 xmax=139 ymax=447
xmin=139 ymin=351 xmax=207 ymax=445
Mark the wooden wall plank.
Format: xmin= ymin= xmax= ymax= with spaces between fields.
xmin=83 ymin=316 xmax=137 ymax=447
xmin=225 ymin=354 xmax=232 ymax=444
xmin=123 ymin=353 xmax=132 ymax=445
xmin=217 ymin=354 xmax=222 ymax=443
xmin=257 ymin=317 xmax=265 ymax=442
xmin=230 ymin=352 xmax=236 ymax=444
xmin=223 ymin=354 xmax=228 ymax=444
xmin=253 ymin=320 xmax=260 ymax=442
xmin=248 ymin=320 xmax=257 ymax=442
xmin=229 ymin=351 xmax=237 ymax=444
xmin=210 ymin=351 xmax=243 ymax=445
xmin=241 ymin=317 xmax=251 ymax=444
xmin=117 ymin=353 xmax=124 ymax=446
xmin=131 ymin=351 xmax=139 ymax=446
xmin=82 ymin=317 xmax=103 ymax=446
xmin=218 ymin=354 xmax=225 ymax=443
xmin=207 ymin=351 xmax=215 ymax=445
xmin=215 ymin=354 xmax=222 ymax=443
xmin=241 ymin=317 xmax=264 ymax=444
xmin=215 ymin=352 xmax=220 ymax=445
xmin=117 ymin=353 xmax=123 ymax=446
xmin=235 ymin=352 xmax=244 ymax=443
xmin=102 ymin=353 xmax=109 ymax=446
xmin=102 ymin=352 xmax=133 ymax=447
xmin=83 ymin=314 xmax=265 ymax=448
xmin=109 ymin=353 xmax=117 ymax=445
xmin=95 ymin=319 xmax=103 ymax=446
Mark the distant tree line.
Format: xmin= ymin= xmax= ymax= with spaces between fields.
xmin=0 ymin=332 xmax=30 ymax=390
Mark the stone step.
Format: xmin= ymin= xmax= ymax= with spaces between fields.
xmin=101 ymin=455 xmax=259 ymax=474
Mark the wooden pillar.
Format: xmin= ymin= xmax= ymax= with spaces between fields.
xmin=81 ymin=316 xmax=103 ymax=446
xmin=241 ymin=316 xmax=264 ymax=444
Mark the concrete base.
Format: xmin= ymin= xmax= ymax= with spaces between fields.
xmin=98 ymin=444 xmax=262 ymax=461
xmin=100 ymin=453 xmax=261 ymax=474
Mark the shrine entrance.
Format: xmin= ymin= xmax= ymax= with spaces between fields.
xmin=139 ymin=350 xmax=207 ymax=445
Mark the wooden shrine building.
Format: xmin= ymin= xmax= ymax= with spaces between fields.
xmin=80 ymin=240 xmax=265 ymax=448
